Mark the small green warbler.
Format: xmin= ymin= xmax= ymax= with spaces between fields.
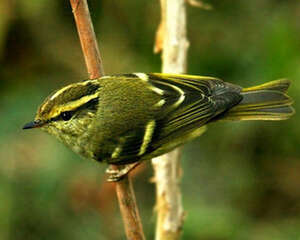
xmin=23 ymin=73 xmax=294 ymax=181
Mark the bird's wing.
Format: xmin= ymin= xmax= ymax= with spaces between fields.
xmin=148 ymin=73 xmax=219 ymax=137
xmin=108 ymin=73 xmax=242 ymax=164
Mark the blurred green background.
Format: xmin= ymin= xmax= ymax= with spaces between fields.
xmin=0 ymin=0 xmax=299 ymax=239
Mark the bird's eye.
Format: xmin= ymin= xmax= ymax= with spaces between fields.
xmin=61 ymin=111 xmax=73 ymax=121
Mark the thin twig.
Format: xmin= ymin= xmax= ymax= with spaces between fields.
xmin=69 ymin=1 xmax=145 ymax=239
xmin=70 ymin=0 xmax=104 ymax=79
xmin=152 ymin=0 xmax=189 ymax=239
xmin=115 ymin=177 xmax=146 ymax=240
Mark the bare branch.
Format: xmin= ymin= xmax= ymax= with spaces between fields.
xmin=69 ymin=1 xmax=145 ymax=239
xmin=152 ymin=0 xmax=189 ymax=239
xmin=115 ymin=177 xmax=146 ymax=240
xmin=152 ymin=149 xmax=185 ymax=240
xmin=70 ymin=0 xmax=104 ymax=78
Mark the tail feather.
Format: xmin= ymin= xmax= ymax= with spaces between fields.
xmin=242 ymin=79 xmax=291 ymax=93
xmin=221 ymin=79 xmax=294 ymax=121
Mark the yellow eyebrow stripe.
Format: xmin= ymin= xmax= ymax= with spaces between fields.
xmin=48 ymin=92 xmax=99 ymax=119
xmin=40 ymin=79 xmax=100 ymax=115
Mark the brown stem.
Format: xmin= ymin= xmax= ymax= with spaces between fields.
xmin=69 ymin=1 xmax=145 ymax=239
xmin=70 ymin=0 xmax=104 ymax=79
xmin=115 ymin=177 xmax=146 ymax=240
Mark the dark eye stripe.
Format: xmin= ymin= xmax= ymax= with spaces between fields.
xmin=50 ymin=97 xmax=99 ymax=123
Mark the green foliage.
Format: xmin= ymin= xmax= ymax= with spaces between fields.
xmin=0 ymin=0 xmax=299 ymax=239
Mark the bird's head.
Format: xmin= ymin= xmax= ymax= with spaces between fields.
xmin=23 ymin=80 xmax=100 ymax=144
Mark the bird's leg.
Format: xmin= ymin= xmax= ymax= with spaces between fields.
xmin=106 ymin=162 xmax=140 ymax=182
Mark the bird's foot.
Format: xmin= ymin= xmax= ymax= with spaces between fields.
xmin=106 ymin=163 xmax=139 ymax=182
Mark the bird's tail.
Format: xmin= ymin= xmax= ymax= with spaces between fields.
xmin=221 ymin=79 xmax=294 ymax=121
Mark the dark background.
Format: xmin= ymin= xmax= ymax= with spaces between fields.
xmin=0 ymin=0 xmax=299 ymax=239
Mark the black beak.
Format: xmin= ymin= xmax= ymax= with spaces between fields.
xmin=22 ymin=120 xmax=44 ymax=130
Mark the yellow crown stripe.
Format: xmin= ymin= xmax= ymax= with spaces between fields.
xmin=49 ymin=80 xmax=99 ymax=101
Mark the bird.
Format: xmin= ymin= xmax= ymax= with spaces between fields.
xmin=23 ymin=73 xmax=294 ymax=181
